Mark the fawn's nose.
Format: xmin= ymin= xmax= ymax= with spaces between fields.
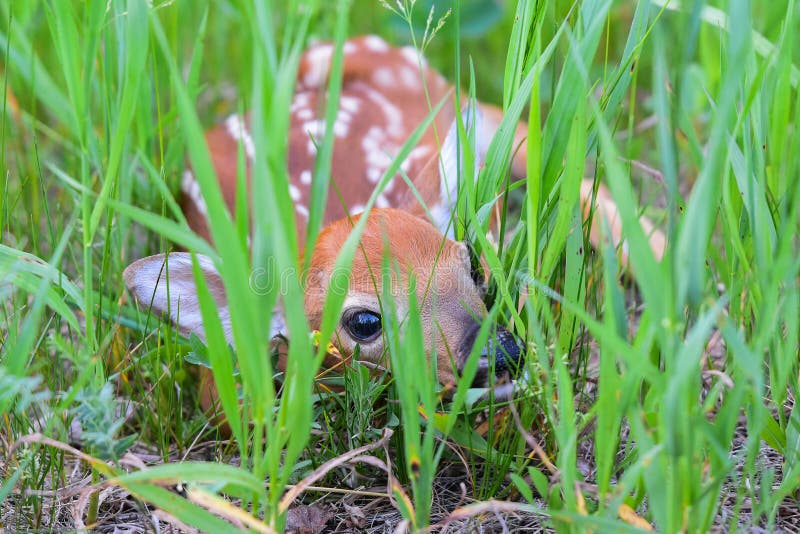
xmin=483 ymin=326 xmax=524 ymax=375
xmin=460 ymin=322 xmax=524 ymax=387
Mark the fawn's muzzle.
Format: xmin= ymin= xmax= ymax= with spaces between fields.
xmin=460 ymin=322 xmax=524 ymax=388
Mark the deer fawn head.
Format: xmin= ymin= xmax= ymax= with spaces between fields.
xmin=302 ymin=208 xmax=522 ymax=386
xmin=124 ymin=210 xmax=524 ymax=393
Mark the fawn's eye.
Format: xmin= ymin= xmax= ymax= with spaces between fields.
xmin=343 ymin=310 xmax=382 ymax=342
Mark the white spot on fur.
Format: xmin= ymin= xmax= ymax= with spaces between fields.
xmin=350 ymin=204 xmax=365 ymax=214
xmin=410 ymin=145 xmax=432 ymax=161
xmin=181 ymin=170 xmax=207 ymax=217
xmin=305 ymin=112 xmax=351 ymax=139
xmin=363 ymin=35 xmax=389 ymax=52
xmin=400 ymin=66 xmax=419 ymax=90
xmin=361 ymin=125 xmax=410 ymax=185
xmin=366 ymin=150 xmax=393 ymax=174
xmin=295 ymin=107 xmax=313 ymax=121
xmin=289 ymin=184 xmax=302 ymax=202
xmin=337 ymin=108 xmax=353 ymax=124
xmin=400 ymin=46 xmax=427 ymax=68
xmin=334 ymin=108 xmax=353 ymax=138
xmin=303 ymin=44 xmax=333 ymax=87
xmin=344 ymin=41 xmax=357 ymax=54
xmin=373 ymin=67 xmax=396 ymax=87
xmin=299 ymin=170 xmax=312 ymax=185
xmin=181 ymin=169 xmax=193 ymax=191
xmin=291 ymin=92 xmax=311 ymax=113
xmin=359 ymin=85 xmax=404 ymax=137
xmin=366 ymin=167 xmax=382 ymax=183
xmin=333 ymin=119 xmax=349 ymax=137
xmin=340 ymin=96 xmax=361 ymax=113
xmin=224 ymin=114 xmax=256 ymax=161
xmin=400 ymin=146 xmax=432 ymax=175
xmin=362 ymin=126 xmax=385 ymax=151
xmin=303 ymin=119 xmax=326 ymax=138
xmin=295 ymin=204 xmax=309 ymax=219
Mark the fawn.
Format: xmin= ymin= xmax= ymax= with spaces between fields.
xmin=124 ymin=36 xmax=665 ymax=413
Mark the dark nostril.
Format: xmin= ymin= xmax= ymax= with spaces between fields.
xmin=479 ymin=326 xmax=524 ymax=377
xmin=460 ymin=321 xmax=525 ymax=387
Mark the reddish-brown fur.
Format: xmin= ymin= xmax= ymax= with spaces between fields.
xmin=183 ymin=36 xmax=458 ymax=243
xmin=127 ymin=35 xmax=666 ymax=425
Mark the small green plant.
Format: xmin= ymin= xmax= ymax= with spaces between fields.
xmin=71 ymin=383 xmax=137 ymax=461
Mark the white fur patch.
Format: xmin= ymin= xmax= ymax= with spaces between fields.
xmin=365 ymin=150 xmax=393 ymax=174
xmin=333 ymin=115 xmax=350 ymax=137
xmin=299 ymin=170 xmax=312 ymax=185
xmin=224 ymin=114 xmax=256 ymax=161
xmin=400 ymin=66 xmax=420 ymax=90
xmin=400 ymin=46 xmax=427 ymax=68
xmin=361 ymin=126 xmax=396 ymax=184
xmin=289 ymin=184 xmax=302 ymax=202
xmin=291 ymin=92 xmax=311 ymax=113
xmin=333 ymin=122 xmax=348 ymax=138
xmin=359 ymin=85 xmax=404 ymax=137
xmin=366 ymin=167 xmax=382 ymax=183
xmin=295 ymin=204 xmax=309 ymax=219
xmin=303 ymin=119 xmax=326 ymax=138
xmin=400 ymin=145 xmax=432 ymax=176
xmin=294 ymin=107 xmax=313 ymax=121
xmin=303 ymin=44 xmax=333 ymax=87
xmin=362 ymin=126 xmax=385 ymax=152
xmin=340 ymin=95 xmax=361 ymax=113
xmin=181 ymin=170 xmax=208 ymax=217
xmin=373 ymin=67 xmax=396 ymax=87
xmin=363 ymin=35 xmax=390 ymax=52
xmin=306 ymin=112 xmax=350 ymax=139
xmin=433 ymin=105 xmax=488 ymax=236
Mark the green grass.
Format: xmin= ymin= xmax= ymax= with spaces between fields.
xmin=1 ymin=0 xmax=799 ymax=531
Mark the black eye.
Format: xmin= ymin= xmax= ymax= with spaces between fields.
xmin=344 ymin=310 xmax=382 ymax=342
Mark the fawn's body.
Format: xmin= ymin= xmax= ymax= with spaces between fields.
xmin=125 ymin=36 xmax=665 ymax=417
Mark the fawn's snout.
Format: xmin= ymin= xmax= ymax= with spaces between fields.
xmin=460 ymin=321 xmax=524 ymax=388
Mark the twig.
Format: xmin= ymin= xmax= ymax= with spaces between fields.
xmin=278 ymin=428 xmax=394 ymax=513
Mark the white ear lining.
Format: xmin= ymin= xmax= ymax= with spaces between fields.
xmin=124 ymin=252 xmax=233 ymax=343
xmin=124 ymin=253 xmax=289 ymax=346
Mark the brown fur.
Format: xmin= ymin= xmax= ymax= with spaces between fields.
xmin=127 ymin=35 xmax=666 ymax=428
xmin=304 ymin=209 xmax=485 ymax=386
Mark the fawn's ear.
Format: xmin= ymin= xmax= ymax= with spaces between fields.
xmin=123 ymin=252 xmax=233 ymax=343
xmin=430 ymin=103 xmax=491 ymax=235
